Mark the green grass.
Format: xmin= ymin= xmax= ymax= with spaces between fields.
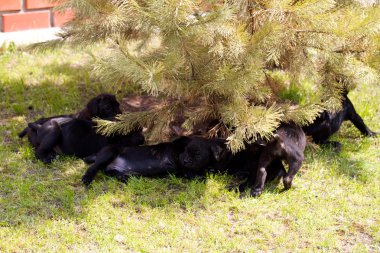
xmin=0 ymin=45 xmax=379 ymax=252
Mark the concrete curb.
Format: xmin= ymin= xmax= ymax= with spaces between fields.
xmin=0 ymin=27 xmax=62 ymax=46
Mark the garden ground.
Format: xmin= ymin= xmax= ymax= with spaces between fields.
xmin=0 ymin=44 xmax=379 ymax=252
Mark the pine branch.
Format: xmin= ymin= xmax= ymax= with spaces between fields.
xmin=51 ymin=0 xmax=380 ymax=149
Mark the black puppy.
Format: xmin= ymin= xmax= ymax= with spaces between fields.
xmin=229 ymin=144 xmax=286 ymax=191
xmin=31 ymin=118 xmax=144 ymax=163
xmin=179 ymin=137 xmax=233 ymax=177
xmin=246 ymin=124 xmax=306 ymax=197
xmin=303 ymin=93 xmax=377 ymax=150
xmin=81 ymin=137 xmax=195 ymax=185
xmin=20 ymin=93 xmax=144 ymax=163
xmin=18 ymin=93 xmax=122 ymax=148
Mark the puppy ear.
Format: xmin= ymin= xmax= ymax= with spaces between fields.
xmin=28 ymin=123 xmax=42 ymax=131
xmin=210 ymin=144 xmax=224 ymax=161
xmin=87 ymin=97 xmax=100 ymax=116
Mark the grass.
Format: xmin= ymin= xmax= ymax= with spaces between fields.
xmin=0 ymin=44 xmax=379 ymax=252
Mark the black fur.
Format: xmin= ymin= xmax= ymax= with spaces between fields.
xmin=19 ymin=93 xmax=144 ymax=163
xmin=245 ymin=124 xmax=306 ymax=197
xmin=81 ymin=136 xmax=193 ymax=185
xmin=18 ymin=93 xmax=122 ymax=148
xmin=33 ymin=118 xmax=144 ymax=163
xmin=303 ymin=93 xmax=377 ymax=150
xmin=174 ymin=128 xmax=304 ymax=197
xmin=229 ymin=143 xmax=286 ymax=193
xmin=178 ymin=136 xmax=287 ymax=194
xmin=82 ymin=133 xmax=296 ymax=195
xmin=178 ymin=137 xmax=233 ymax=177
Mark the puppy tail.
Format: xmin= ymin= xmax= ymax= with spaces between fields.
xmin=18 ymin=128 xmax=28 ymax=138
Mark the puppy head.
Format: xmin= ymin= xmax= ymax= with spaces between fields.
xmin=179 ymin=137 xmax=228 ymax=171
xmin=86 ymin=93 xmax=122 ymax=119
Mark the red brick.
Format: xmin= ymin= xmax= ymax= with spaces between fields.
xmin=53 ymin=9 xmax=74 ymax=27
xmin=2 ymin=11 xmax=50 ymax=32
xmin=25 ymin=0 xmax=57 ymax=9
xmin=0 ymin=0 xmax=22 ymax=11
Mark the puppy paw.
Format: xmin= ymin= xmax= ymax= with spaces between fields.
xmin=42 ymin=155 xmax=55 ymax=164
xmin=368 ymin=131 xmax=378 ymax=137
xmin=81 ymin=175 xmax=94 ymax=185
xmin=283 ymin=176 xmax=292 ymax=190
xmin=250 ymin=188 xmax=263 ymax=197
xmin=38 ymin=152 xmax=56 ymax=164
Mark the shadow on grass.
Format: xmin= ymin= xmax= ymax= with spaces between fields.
xmin=1 ymin=134 xmax=377 ymax=229
xmin=304 ymin=136 xmax=378 ymax=183
xmin=0 ymin=142 xmax=210 ymax=227
xmin=3 ymin=122 xmax=377 ymax=230
xmin=4 ymin=132 xmax=375 ymax=228
xmin=91 ymin=175 xmax=208 ymax=209
xmin=0 ymin=54 xmax=210 ymax=228
xmin=1 ymin=65 xmax=94 ymax=117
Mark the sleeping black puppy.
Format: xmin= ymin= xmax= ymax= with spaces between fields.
xmin=81 ymin=136 xmax=195 ymax=185
xmin=18 ymin=93 xmax=122 ymax=148
xmin=303 ymin=92 xmax=377 ymax=150
xmin=20 ymin=93 xmax=144 ymax=163
xmin=178 ymin=137 xmax=233 ymax=177
xmin=31 ymin=118 xmax=144 ymax=163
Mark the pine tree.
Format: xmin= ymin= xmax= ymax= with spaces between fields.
xmin=52 ymin=0 xmax=380 ymax=152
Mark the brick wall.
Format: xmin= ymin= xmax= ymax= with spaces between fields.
xmin=0 ymin=0 xmax=73 ymax=32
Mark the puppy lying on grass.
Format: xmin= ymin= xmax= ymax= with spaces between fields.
xmin=19 ymin=93 xmax=144 ymax=163
xmin=303 ymin=92 xmax=377 ymax=151
xmin=29 ymin=118 xmax=144 ymax=163
xmin=18 ymin=93 xmax=122 ymax=147
xmin=81 ymin=136 xmax=194 ymax=185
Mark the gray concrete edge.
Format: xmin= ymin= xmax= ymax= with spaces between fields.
xmin=0 ymin=27 xmax=62 ymax=46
